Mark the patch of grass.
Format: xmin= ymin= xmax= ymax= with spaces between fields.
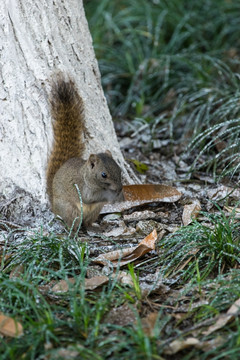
xmin=85 ymin=0 xmax=240 ymax=176
xmin=3 ymin=230 xmax=87 ymax=281
xmin=1 ymin=220 xmax=240 ymax=358
xmin=196 ymin=270 xmax=240 ymax=321
xmin=85 ymin=0 xmax=240 ymax=117
xmin=0 ymin=231 xmax=165 ymax=360
xmin=187 ymin=113 xmax=240 ymax=179
xmin=157 ymin=207 xmax=240 ymax=280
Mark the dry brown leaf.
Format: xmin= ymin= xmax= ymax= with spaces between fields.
xmin=93 ymin=229 xmax=157 ymax=267
xmin=85 ymin=275 xmax=109 ymax=290
xmin=52 ymin=278 xmax=75 ymax=293
xmin=123 ymin=184 xmax=181 ymax=202
xmin=141 ymin=312 xmax=159 ymax=336
xmin=182 ymin=200 xmax=201 ymax=226
xmin=203 ymin=298 xmax=240 ymax=336
xmin=101 ymin=184 xmax=181 ymax=213
xmin=0 ymin=313 xmax=23 ymax=337
xmin=140 ymin=228 xmax=157 ymax=248
xmin=93 ymin=247 xmax=136 ymax=266
xmin=51 ymin=275 xmax=109 ymax=293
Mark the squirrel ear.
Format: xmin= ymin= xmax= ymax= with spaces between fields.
xmin=88 ymin=154 xmax=99 ymax=168
xmin=105 ymin=150 xmax=112 ymax=157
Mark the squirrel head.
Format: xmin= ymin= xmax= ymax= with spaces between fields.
xmin=86 ymin=152 xmax=123 ymax=202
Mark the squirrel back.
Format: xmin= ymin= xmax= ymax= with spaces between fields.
xmin=46 ymin=77 xmax=86 ymax=203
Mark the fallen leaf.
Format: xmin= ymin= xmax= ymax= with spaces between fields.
xmin=182 ymin=200 xmax=201 ymax=226
xmin=165 ymin=337 xmax=200 ymax=355
xmin=203 ymin=298 xmax=240 ymax=336
xmin=0 ymin=313 xmax=23 ymax=337
xmin=123 ymin=184 xmax=181 ymax=201
xmin=140 ymin=228 xmax=157 ymax=248
xmin=141 ymin=312 xmax=159 ymax=336
xmin=93 ymin=229 xmax=158 ymax=267
xmin=101 ymin=184 xmax=181 ymax=214
xmin=115 ymin=271 xmax=134 ymax=286
xmin=52 ymin=278 xmax=75 ymax=293
xmin=224 ymin=206 xmax=240 ymax=218
xmin=51 ymin=275 xmax=109 ymax=293
xmin=85 ymin=276 xmax=109 ymax=290
xmin=164 ymin=336 xmax=225 ymax=355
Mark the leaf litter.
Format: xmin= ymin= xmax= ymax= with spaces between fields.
xmin=93 ymin=228 xmax=158 ymax=267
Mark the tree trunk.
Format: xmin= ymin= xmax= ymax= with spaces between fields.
xmin=1 ymin=0 xmax=137 ymax=205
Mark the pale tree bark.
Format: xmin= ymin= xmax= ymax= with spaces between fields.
xmin=0 ymin=0 xmax=137 ymax=207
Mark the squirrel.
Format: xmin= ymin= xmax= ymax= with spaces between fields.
xmin=46 ymin=75 xmax=123 ymax=230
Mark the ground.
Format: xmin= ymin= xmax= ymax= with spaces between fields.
xmin=0 ymin=125 xmax=239 ymax=359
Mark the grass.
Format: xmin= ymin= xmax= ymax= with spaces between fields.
xmin=0 ymin=232 xmax=162 ymax=360
xmin=85 ymin=0 xmax=240 ymax=178
xmin=1 ymin=207 xmax=240 ymax=359
xmin=157 ymin=207 xmax=240 ymax=280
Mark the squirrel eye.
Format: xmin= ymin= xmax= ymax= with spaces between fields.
xmin=101 ymin=172 xmax=107 ymax=179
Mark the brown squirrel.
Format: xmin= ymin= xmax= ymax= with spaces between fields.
xmin=46 ymin=75 xmax=123 ymax=229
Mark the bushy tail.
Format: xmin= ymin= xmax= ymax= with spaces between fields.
xmin=46 ymin=75 xmax=85 ymax=202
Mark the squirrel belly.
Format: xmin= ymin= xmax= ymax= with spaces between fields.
xmin=46 ymin=75 xmax=123 ymax=229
